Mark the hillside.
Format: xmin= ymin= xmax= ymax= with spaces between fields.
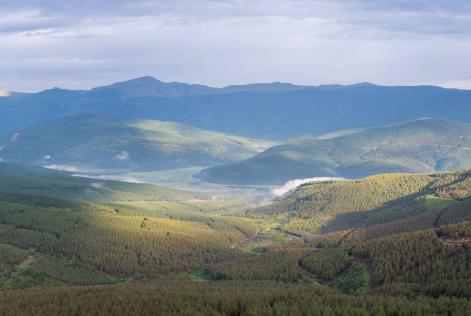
xmin=0 ymin=162 xmax=203 ymax=203
xmin=251 ymin=169 xmax=471 ymax=235
xmin=0 ymin=190 xmax=258 ymax=286
xmin=0 ymin=114 xmax=268 ymax=172
xmin=1 ymin=77 xmax=471 ymax=139
xmin=198 ymin=119 xmax=471 ymax=185
xmin=2 ymin=165 xmax=471 ymax=315
xmin=0 ymin=165 xmax=260 ymax=288
xmin=4 ymin=215 xmax=471 ymax=314
xmin=0 ymin=162 xmax=255 ymax=215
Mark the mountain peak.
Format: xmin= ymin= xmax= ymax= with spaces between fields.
xmin=123 ymin=76 xmax=161 ymax=83
xmin=90 ymin=76 xmax=214 ymax=98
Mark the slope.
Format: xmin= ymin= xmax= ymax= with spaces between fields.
xmin=198 ymin=119 xmax=471 ymax=184
xmin=250 ymin=169 xmax=471 ymax=235
xmin=0 ymin=165 xmax=259 ymax=289
xmin=0 ymin=114 xmax=268 ymax=172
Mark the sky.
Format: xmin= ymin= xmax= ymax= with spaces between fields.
xmin=1 ymin=0 xmax=471 ymax=92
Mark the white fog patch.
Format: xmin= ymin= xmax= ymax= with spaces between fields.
xmin=73 ymin=174 xmax=144 ymax=184
xmin=45 ymin=164 xmax=78 ymax=172
xmin=272 ymin=177 xmax=343 ymax=198
xmin=43 ymin=155 xmax=51 ymax=160
xmin=10 ymin=133 xmax=20 ymax=142
xmin=90 ymin=182 xmax=104 ymax=189
xmin=114 ymin=151 xmax=130 ymax=161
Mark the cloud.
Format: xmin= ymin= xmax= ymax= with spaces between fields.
xmin=0 ymin=1 xmax=470 ymax=91
xmin=2 ymin=0 xmax=470 ymax=36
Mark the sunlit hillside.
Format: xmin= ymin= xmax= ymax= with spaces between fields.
xmin=0 ymin=114 xmax=269 ymax=172
xmin=198 ymin=119 xmax=471 ymax=184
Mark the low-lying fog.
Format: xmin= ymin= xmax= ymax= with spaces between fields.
xmin=70 ymin=165 xmax=344 ymax=205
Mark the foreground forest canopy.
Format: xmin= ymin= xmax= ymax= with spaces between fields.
xmin=1 ymin=163 xmax=471 ymax=315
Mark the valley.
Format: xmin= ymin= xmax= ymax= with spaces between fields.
xmin=2 ymin=155 xmax=471 ymax=315
xmin=4 ymin=0 xmax=471 ymax=313
xmin=1 ymin=78 xmax=471 ymax=316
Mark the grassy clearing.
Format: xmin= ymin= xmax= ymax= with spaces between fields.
xmin=422 ymin=195 xmax=458 ymax=211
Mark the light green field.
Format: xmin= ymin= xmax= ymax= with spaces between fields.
xmin=423 ymin=195 xmax=458 ymax=211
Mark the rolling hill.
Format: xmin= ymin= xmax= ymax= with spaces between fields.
xmin=251 ymin=169 xmax=471 ymax=236
xmin=0 ymin=162 xmax=259 ymax=285
xmin=0 ymin=114 xmax=268 ymax=173
xmin=0 ymin=162 xmax=204 ymax=203
xmin=1 ymin=77 xmax=471 ymax=139
xmin=198 ymin=119 xmax=471 ymax=185
xmin=0 ymin=190 xmax=257 ymax=289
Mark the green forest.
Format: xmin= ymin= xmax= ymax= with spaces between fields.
xmin=1 ymin=167 xmax=471 ymax=315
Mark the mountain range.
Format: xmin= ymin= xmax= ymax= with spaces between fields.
xmin=1 ymin=76 xmax=471 ymax=139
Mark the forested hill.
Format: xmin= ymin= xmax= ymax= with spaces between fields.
xmin=252 ymin=169 xmax=471 ymax=236
xmin=0 ymin=113 xmax=268 ymax=172
xmin=198 ymin=119 xmax=471 ymax=184
xmin=1 ymin=77 xmax=470 ymax=139
xmin=0 ymin=162 xmax=204 ymax=203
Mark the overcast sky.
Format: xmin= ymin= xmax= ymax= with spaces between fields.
xmin=1 ymin=0 xmax=471 ymax=92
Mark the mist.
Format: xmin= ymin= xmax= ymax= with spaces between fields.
xmin=271 ymin=177 xmax=343 ymax=198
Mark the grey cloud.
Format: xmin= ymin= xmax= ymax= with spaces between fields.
xmin=0 ymin=1 xmax=470 ymax=91
xmin=1 ymin=0 xmax=471 ymax=35
xmin=349 ymin=0 xmax=471 ymax=13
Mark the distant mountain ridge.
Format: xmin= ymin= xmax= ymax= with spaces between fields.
xmin=197 ymin=118 xmax=471 ymax=184
xmin=34 ymin=76 xmax=311 ymax=98
xmin=89 ymin=76 xmax=313 ymax=97
xmin=1 ymin=76 xmax=470 ymax=139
